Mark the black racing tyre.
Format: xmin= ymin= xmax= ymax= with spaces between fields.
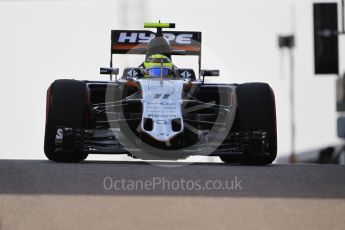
xmin=44 ymin=79 xmax=89 ymax=162
xmin=220 ymin=83 xmax=277 ymax=165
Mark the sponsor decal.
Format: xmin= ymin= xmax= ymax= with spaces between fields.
xmin=147 ymin=114 xmax=177 ymax=118
xmin=118 ymin=32 xmax=193 ymax=45
xmin=55 ymin=128 xmax=63 ymax=144
xmin=155 ymin=120 xmax=169 ymax=125
xmin=147 ymin=102 xmax=176 ymax=106
xmin=180 ymin=71 xmax=192 ymax=79
xmin=159 ymin=133 xmax=169 ymax=137
xmin=153 ymin=94 xmax=170 ymax=100
xmin=127 ymin=69 xmax=138 ymax=78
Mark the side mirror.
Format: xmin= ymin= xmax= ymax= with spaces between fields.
xmin=200 ymin=69 xmax=219 ymax=83
xmin=100 ymin=67 xmax=119 ymax=81
xmin=200 ymin=69 xmax=220 ymax=77
xmin=100 ymin=67 xmax=119 ymax=75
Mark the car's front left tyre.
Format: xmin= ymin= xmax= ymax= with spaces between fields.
xmin=220 ymin=82 xmax=277 ymax=165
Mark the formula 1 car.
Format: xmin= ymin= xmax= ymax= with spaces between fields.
xmin=44 ymin=22 xmax=277 ymax=165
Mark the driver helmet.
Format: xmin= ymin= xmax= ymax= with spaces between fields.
xmin=143 ymin=54 xmax=174 ymax=78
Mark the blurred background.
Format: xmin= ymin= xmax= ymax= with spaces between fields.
xmin=0 ymin=0 xmax=343 ymax=162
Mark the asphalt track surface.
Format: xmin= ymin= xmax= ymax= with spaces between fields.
xmin=0 ymin=160 xmax=345 ymax=230
xmin=1 ymin=160 xmax=345 ymax=197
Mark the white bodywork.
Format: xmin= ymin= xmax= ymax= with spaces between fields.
xmin=139 ymin=79 xmax=185 ymax=142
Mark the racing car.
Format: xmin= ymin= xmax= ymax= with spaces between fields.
xmin=44 ymin=22 xmax=277 ymax=165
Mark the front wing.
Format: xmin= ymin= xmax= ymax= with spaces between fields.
xmin=54 ymin=127 xmax=270 ymax=158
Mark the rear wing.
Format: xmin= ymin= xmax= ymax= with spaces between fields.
xmin=111 ymin=30 xmax=202 ymax=56
xmin=102 ymin=23 xmax=218 ymax=81
xmin=108 ymin=24 xmax=202 ymax=79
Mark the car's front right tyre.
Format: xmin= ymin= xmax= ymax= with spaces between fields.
xmin=44 ymin=79 xmax=89 ymax=162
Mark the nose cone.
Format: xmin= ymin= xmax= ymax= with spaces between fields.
xmin=142 ymin=118 xmax=182 ymax=142
xmin=139 ymin=79 xmax=184 ymax=142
